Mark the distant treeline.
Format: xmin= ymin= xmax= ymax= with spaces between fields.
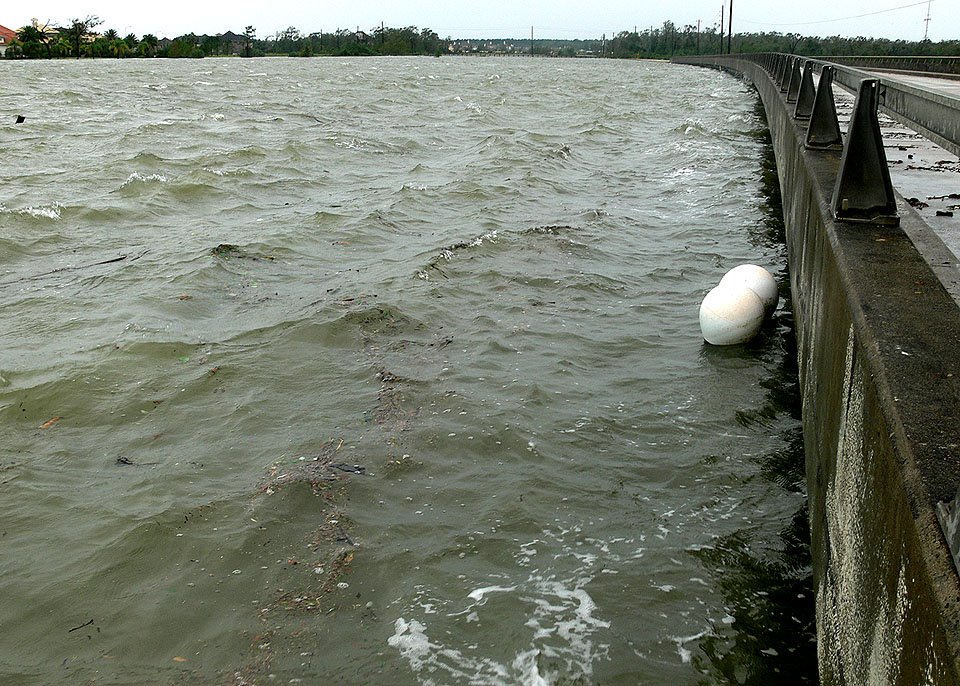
xmin=5 ymin=18 xmax=959 ymax=60
xmin=615 ymin=22 xmax=960 ymax=59
xmin=4 ymin=21 xmax=447 ymax=59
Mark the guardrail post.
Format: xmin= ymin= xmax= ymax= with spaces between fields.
xmin=831 ymin=79 xmax=899 ymax=225
xmin=786 ymin=57 xmax=802 ymax=103
xmin=794 ymin=61 xmax=816 ymax=120
xmin=806 ymin=65 xmax=843 ymax=150
xmin=763 ymin=53 xmax=774 ymax=75
xmin=779 ymin=56 xmax=791 ymax=93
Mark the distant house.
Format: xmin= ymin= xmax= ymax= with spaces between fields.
xmin=219 ymin=31 xmax=245 ymax=55
xmin=0 ymin=24 xmax=17 ymax=56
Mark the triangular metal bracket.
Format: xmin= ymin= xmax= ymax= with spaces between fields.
xmin=794 ymin=61 xmax=816 ymax=120
xmin=805 ymin=65 xmax=843 ymax=151
xmin=832 ymin=79 xmax=900 ymax=225
xmin=771 ymin=54 xmax=782 ymax=87
xmin=786 ymin=57 xmax=802 ymax=103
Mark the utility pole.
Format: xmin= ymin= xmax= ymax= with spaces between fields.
xmin=924 ymin=0 xmax=932 ymax=40
xmin=727 ymin=0 xmax=733 ymax=54
xmin=530 ymin=25 xmax=534 ymax=55
xmin=720 ymin=5 xmax=724 ymax=53
xmin=381 ymin=21 xmax=385 ymax=46
xmin=697 ymin=19 xmax=701 ymax=55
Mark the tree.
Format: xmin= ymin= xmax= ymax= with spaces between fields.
xmin=166 ymin=33 xmax=203 ymax=58
xmin=201 ymin=34 xmax=223 ymax=56
xmin=16 ymin=24 xmax=49 ymax=58
xmin=96 ymin=28 xmax=126 ymax=58
xmin=137 ymin=33 xmax=158 ymax=57
xmin=243 ymin=25 xmax=255 ymax=57
xmin=62 ymin=15 xmax=102 ymax=58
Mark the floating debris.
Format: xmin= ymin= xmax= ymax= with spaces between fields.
xmin=258 ymin=440 xmax=363 ymax=496
xmin=210 ymin=243 xmax=242 ymax=257
xmin=209 ymin=243 xmax=275 ymax=260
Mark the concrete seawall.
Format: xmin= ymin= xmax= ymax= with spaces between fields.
xmin=675 ymin=56 xmax=960 ymax=684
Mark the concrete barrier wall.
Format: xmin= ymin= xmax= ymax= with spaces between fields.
xmin=675 ymin=56 xmax=960 ymax=685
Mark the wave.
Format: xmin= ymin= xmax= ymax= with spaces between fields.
xmin=0 ymin=203 xmax=63 ymax=221
xmin=119 ymin=172 xmax=168 ymax=190
xmin=388 ymin=523 xmax=627 ymax=685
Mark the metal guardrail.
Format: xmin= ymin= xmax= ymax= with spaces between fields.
xmin=823 ymin=55 xmax=960 ymax=79
xmin=819 ymin=58 xmax=960 ymax=159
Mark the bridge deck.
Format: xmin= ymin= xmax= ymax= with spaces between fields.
xmin=865 ymin=71 xmax=960 ymax=97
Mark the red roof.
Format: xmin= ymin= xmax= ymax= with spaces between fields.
xmin=0 ymin=25 xmax=16 ymax=41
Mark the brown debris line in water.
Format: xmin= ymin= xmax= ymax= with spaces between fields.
xmin=209 ymin=243 xmax=276 ymax=261
xmin=374 ymin=368 xmax=421 ymax=429
xmin=257 ymin=439 xmax=354 ymax=496
xmin=226 ymin=463 xmax=362 ymax=682
xmin=368 ymin=336 xmax=452 ymax=465
xmin=273 ymin=547 xmax=357 ymax=613
xmin=225 ymin=314 xmax=449 ymax=680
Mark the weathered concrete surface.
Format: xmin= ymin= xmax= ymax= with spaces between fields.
xmin=674 ymin=56 xmax=960 ymax=685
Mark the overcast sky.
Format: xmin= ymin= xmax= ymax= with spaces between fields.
xmin=3 ymin=0 xmax=950 ymax=43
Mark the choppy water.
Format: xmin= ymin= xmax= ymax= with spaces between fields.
xmin=0 ymin=56 xmax=815 ymax=685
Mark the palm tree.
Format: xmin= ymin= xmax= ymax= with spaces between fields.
xmin=17 ymin=23 xmax=53 ymax=57
xmin=138 ymin=33 xmax=158 ymax=57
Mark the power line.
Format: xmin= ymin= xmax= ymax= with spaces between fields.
xmin=739 ymin=0 xmax=933 ymax=27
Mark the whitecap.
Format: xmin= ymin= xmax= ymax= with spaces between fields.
xmin=389 ymin=571 xmax=610 ymax=684
xmin=1 ymin=203 xmax=63 ymax=220
xmin=120 ymin=172 xmax=167 ymax=189
xmin=672 ymin=629 xmax=710 ymax=665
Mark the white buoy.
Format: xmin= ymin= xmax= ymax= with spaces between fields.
xmin=719 ymin=264 xmax=778 ymax=312
xmin=699 ymin=283 xmax=765 ymax=345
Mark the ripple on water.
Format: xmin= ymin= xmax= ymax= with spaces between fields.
xmin=0 ymin=57 xmax=814 ymax=685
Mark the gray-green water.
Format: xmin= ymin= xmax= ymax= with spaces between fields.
xmin=0 ymin=56 xmax=814 ymax=685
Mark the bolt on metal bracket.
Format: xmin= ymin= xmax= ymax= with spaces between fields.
xmin=794 ymin=61 xmax=816 ymax=120
xmin=831 ymin=79 xmax=900 ymax=226
xmin=805 ymin=65 xmax=843 ymax=151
